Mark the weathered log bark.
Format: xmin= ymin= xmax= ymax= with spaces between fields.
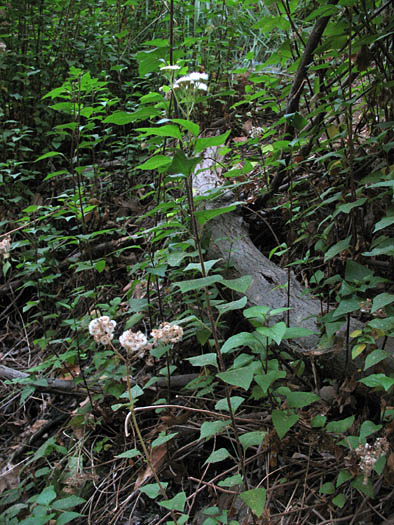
xmin=193 ymin=148 xmax=394 ymax=376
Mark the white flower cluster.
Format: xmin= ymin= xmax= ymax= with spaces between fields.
xmin=355 ymin=437 xmax=389 ymax=483
xmin=249 ymin=126 xmax=263 ymax=138
xmin=151 ymin=322 xmax=183 ymax=346
xmin=160 ymin=64 xmax=181 ymax=71
xmin=0 ymin=235 xmax=11 ymax=259
xmin=88 ymin=316 xmax=117 ymax=345
xmin=173 ymin=72 xmax=208 ymax=92
xmin=119 ymin=330 xmax=152 ymax=354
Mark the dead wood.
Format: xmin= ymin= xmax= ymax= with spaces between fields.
xmin=192 ymin=147 xmax=394 ymax=377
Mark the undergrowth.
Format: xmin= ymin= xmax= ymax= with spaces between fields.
xmin=0 ymin=0 xmax=394 ymax=523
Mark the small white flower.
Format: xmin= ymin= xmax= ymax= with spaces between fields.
xmin=151 ymin=322 xmax=183 ymax=345
xmin=89 ymin=316 xmax=116 ymax=345
xmin=194 ymin=82 xmax=208 ymax=91
xmin=120 ymin=330 xmax=150 ymax=354
xmin=188 ymin=72 xmax=208 ymax=81
xmin=0 ymin=235 xmax=11 ymax=258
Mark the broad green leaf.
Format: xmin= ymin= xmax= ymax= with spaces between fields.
xmin=320 ymin=482 xmax=335 ymax=495
xmin=359 ymin=420 xmax=382 ymax=440
xmin=218 ymin=474 xmax=243 ymax=487
xmin=103 ymin=111 xmax=135 ymax=125
xmin=324 ymin=236 xmax=352 ymax=261
xmin=239 ymin=431 xmax=267 ymax=450
xmin=283 ymin=326 xmax=317 ymax=339
xmin=311 ymin=414 xmax=326 ymax=428
xmin=334 ymin=198 xmax=367 ymax=216
xmin=151 ymin=432 xmax=178 ymax=449
xmin=254 ymin=370 xmax=286 ymax=393
xmin=159 ymin=491 xmax=186 ymax=511
xmin=272 ymin=409 xmax=299 ymax=440
xmin=351 ymin=475 xmax=374 ymax=497
xmin=326 ymin=416 xmax=355 ymax=433
xmin=35 ymin=486 xmax=57 ymax=505
xmin=173 ymin=275 xmax=223 ymax=293
xmin=215 ymin=396 xmax=245 ymax=413
xmin=257 ymin=322 xmax=287 ymax=345
xmin=359 ymin=374 xmax=394 ymax=391
xmin=217 ymin=364 xmax=257 ymax=390
xmin=35 ymin=151 xmax=63 ymax=162
xmin=243 ymin=305 xmax=270 ymax=320
xmin=171 ymin=118 xmax=200 ymax=137
xmin=195 ymin=205 xmax=237 ymax=226
xmin=332 ymin=493 xmax=346 ymax=508
xmin=374 ymin=455 xmax=386 ymax=475
xmin=139 ymin=482 xmax=168 ymax=499
xmin=332 ymin=297 xmax=361 ymax=319
xmin=364 ymin=349 xmax=388 ymax=370
xmin=371 ymin=293 xmax=394 ymax=313
xmin=184 ymin=259 xmax=221 ymax=274
xmin=52 ymin=496 xmax=85 ymax=510
xmin=200 ymin=420 xmax=229 ymax=440
xmin=57 ymin=512 xmax=84 ymax=525
xmin=168 ymin=149 xmax=199 ymax=176
xmin=137 ymin=125 xmax=182 ymax=140
xmin=374 ymin=216 xmax=394 ymax=232
xmin=345 ymin=260 xmax=373 ymax=282
xmin=94 ymin=260 xmax=106 ymax=273
xmin=221 ymin=275 xmax=253 ymax=293
xmin=204 ymin=448 xmax=231 ymax=464
xmin=285 ymin=391 xmax=320 ymax=409
xmin=216 ymin=296 xmax=247 ymax=315
xmin=187 ymin=353 xmax=218 ymax=368
xmin=221 ymin=332 xmax=261 ymax=354
xmin=194 ymin=130 xmax=231 ymax=153
xmin=116 ymin=448 xmax=141 ymax=459
xmin=239 ymin=488 xmax=266 ymax=517
xmin=136 ymin=155 xmax=172 ymax=170
xmin=336 ymin=469 xmax=352 ymax=487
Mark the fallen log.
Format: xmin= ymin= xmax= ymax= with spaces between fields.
xmin=192 ymin=147 xmax=394 ymax=376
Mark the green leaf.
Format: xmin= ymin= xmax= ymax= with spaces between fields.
xmin=94 ymin=260 xmax=106 ymax=273
xmin=221 ymin=275 xmax=253 ymax=293
xmin=218 ymin=474 xmax=243 ymax=487
xmin=332 ymin=493 xmax=346 ymax=508
xmin=184 ymin=259 xmax=221 ymax=274
xmin=216 ymin=296 xmax=247 ymax=315
xmin=254 ymin=370 xmax=286 ymax=393
xmin=334 ymin=198 xmax=367 ymax=216
xmin=35 ymin=486 xmax=57 ymax=505
xmin=283 ymin=326 xmax=317 ymax=339
xmin=359 ymin=420 xmax=382 ymax=440
xmin=311 ymin=414 xmax=326 ymax=428
xmin=359 ymin=374 xmax=394 ymax=391
xmin=351 ymin=475 xmax=374 ymax=497
xmin=173 ymin=275 xmax=223 ymax=293
xmin=56 ymin=512 xmax=84 ymax=525
xmin=324 ymin=236 xmax=352 ymax=261
xmin=200 ymin=420 xmax=229 ymax=440
xmin=116 ymin=448 xmax=141 ymax=459
xmin=137 ymin=125 xmax=182 ymax=140
xmin=332 ymin=296 xmax=361 ymax=319
xmin=374 ymin=216 xmax=394 ymax=232
xmin=171 ymin=118 xmax=200 ymax=137
xmin=136 ymin=155 xmax=172 ymax=170
xmin=336 ymin=469 xmax=352 ymax=487
xmin=374 ymin=455 xmax=386 ymax=475
xmin=168 ymin=149 xmax=199 ymax=176
xmin=239 ymin=431 xmax=267 ymax=450
xmin=187 ymin=353 xmax=218 ymax=368
xmin=285 ymin=391 xmax=320 ymax=409
xmin=221 ymin=332 xmax=261 ymax=354
xmin=35 ymin=151 xmax=63 ymax=162
xmin=20 ymin=385 xmax=35 ymax=404
xmin=215 ymin=396 xmax=245 ymax=413
xmin=103 ymin=111 xmax=135 ymax=125
xmin=151 ymin=432 xmax=178 ymax=449
xmin=159 ymin=491 xmax=186 ymax=511
xmin=217 ymin=364 xmax=257 ymax=390
xmin=204 ymin=448 xmax=231 ymax=464
xmin=371 ymin=293 xmax=394 ymax=313
xmin=326 ymin=416 xmax=355 ymax=433
xmin=345 ymin=260 xmax=373 ymax=282
xmin=195 ymin=205 xmax=237 ymax=226
xmin=194 ymin=130 xmax=231 ymax=153
xmin=320 ymin=482 xmax=335 ymax=495
xmin=257 ymin=322 xmax=287 ymax=345
xmin=364 ymin=349 xmax=389 ymax=370
xmin=272 ymin=409 xmax=299 ymax=440
xmin=139 ymin=482 xmax=168 ymax=499
xmin=52 ymin=496 xmax=85 ymax=510
xmin=239 ymin=488 xmax=266 ymax=518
